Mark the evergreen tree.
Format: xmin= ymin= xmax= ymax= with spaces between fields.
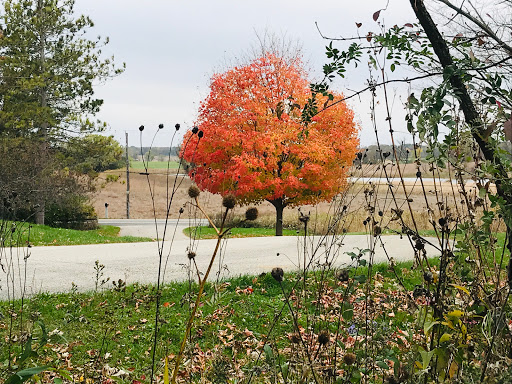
xmin=0 ymin=0 xmax=124 ymax=223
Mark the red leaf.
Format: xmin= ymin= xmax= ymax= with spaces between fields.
xmin=373 ymin=10 xmax=381 ymax=21
xmin=180 ymin=53 xmax=359 ymax=211
xmin=404 ymin=23 xmax=413 ymax=28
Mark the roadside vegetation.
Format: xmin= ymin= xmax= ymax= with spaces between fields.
xmin=183 ymin=226 xmax=303 ymax=239
xmin=2 ymin=223 xmax=152 ymax=247
xmin=0 ymin=258 xmax=440 ymax=383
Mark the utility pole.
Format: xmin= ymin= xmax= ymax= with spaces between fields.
xmin=125 ymin=132 xmax=130 ymax=219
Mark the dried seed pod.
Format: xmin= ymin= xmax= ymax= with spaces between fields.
xmin=187 ymin=251 xmax=196 ymax=260
xmin=343 ymin=353 xmax=356 ymax=365
xmin=290 ymin=333 xmax=301 ymax=344
xmin=222 ymin=194 xmax=236 ymax=209
xmin=245 ymin=207 xmax=258 ymax=221
xmin=373 ymin=226 xmax=382 ymax=236
xmin=299 ymin=214 xmax=310 ymax=223
xmin=271 ymin=267 xmax=284 ymax=282
xmin=318 ymin=331 xmax=330 ymax=346
xmin=188 ymin=185 xmax=200 ymax=198
xmin=337 ymin=269 xmax=349 ymax=282
xmin=423 ymin=271 xmax=433 ymax=283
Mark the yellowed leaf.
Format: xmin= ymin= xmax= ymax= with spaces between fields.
xmin=449 ymin=361 xmax=459 ymax=378
xmin=450 ymin=284 xmax=470 ymax=296
xmin=447 ymin=310 xmax=464 ymax=318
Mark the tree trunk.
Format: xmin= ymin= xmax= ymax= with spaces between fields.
xmin=35 ymin=202 xmax=45 ymax=225
xmin=36 ymin=0 xmax=47 ymax=226
xmin=269 ymin=198 xmax=285 ymax=236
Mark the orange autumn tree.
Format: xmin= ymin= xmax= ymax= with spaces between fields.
xmin=181 ymin=53 xmax=359 ymax=235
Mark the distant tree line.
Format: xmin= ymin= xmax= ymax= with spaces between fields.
xmin=128 ymin=146 xmax=180 ymax=161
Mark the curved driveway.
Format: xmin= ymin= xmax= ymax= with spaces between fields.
xmin=0 ymin=220 xmax=439 ymax=300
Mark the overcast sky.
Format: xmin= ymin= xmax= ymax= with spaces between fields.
xmin=73 ymin=0 xmax=418 ymax=147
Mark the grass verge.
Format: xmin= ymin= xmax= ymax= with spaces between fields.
xmin=9 ymin=223 xmax=153 ymax=246
xmin=183 ymin=225 xmax=304 ymax=238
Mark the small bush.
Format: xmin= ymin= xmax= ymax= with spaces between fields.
xmin=45 ymin=196 xmax=98 ymax=230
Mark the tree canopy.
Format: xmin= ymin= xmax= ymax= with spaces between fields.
xmin=181 ymin=53 xmax=359 ymax=235
xmin=0 ymin=0 xmax=124 ymax=140
xmin=59 ymin=134 xmax=124 ymax=176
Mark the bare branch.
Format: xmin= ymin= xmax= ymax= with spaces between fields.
xmin=435 ymin=0 xmax=512 ymax=55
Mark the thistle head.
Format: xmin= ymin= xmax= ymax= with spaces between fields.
xmin=188 ymin=185 xmax=200 ymax=198
xmin=245 ymin=207 xmax=258 ymax=221
xmin=222 ymin=194 xmax=236 ymax=210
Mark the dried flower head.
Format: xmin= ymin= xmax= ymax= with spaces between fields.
xmin=187 ymin=251 xmax=196 ymax=260
xmin=337 ymin=269 xmax=349 ymax=282
xmin=299 ymin=212 xmax=310 ymax=224
xmin=188 ymin=185 xmax=200 ymax=198
xmin=138 ymin=125 xmax=144 ymax=131
xmin=175 ymin=123 xmax=180 ymax=130
xmin=198 ymin=130 xmax=204 ymax=138
xmin=245 ymin=207 xmax=258 ymax=221
xmin=343 ymin=353 xmax=356 ymax=365
xmin=158 ymin=123 xmax=164 ymax=129
xmin=222 ymin=194 xmax=236 ymax=209
xmin=318 ymin=331 xmax=329 ymax=346
xmin=290 ymin=333 xmax=301 ymax=344
xmin=423 ymin=271 xmax=434 ymax=283
xmin=271 ymin=267 xmax=284 ymax=282
xmin=192 ymin=126 xmax=199 ymax=134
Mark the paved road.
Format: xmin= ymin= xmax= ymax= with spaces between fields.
xmin=1 ymin=221 xmax=439 ymax=300
xmin=99 ymin=218 xmax=210 ymax=240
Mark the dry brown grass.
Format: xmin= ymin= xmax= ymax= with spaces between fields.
xmin=92 ymin=163 xmax=485 ymax=234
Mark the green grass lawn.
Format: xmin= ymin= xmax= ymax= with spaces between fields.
xmin=4 ymin=223 xmax=153 ymax=246
xmin=0 ymin=263 xmax=423 ymax=383
xmin=129 ymin=160 xmax=180 ymax=170
xmin=183 ymin=226 xmax=439 ymax=239
xmin=183 ymin=225 xmax=304 ymax=238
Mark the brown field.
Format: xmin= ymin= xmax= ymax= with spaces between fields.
xmin=92 ymin=162 xmax=484 ymax=233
